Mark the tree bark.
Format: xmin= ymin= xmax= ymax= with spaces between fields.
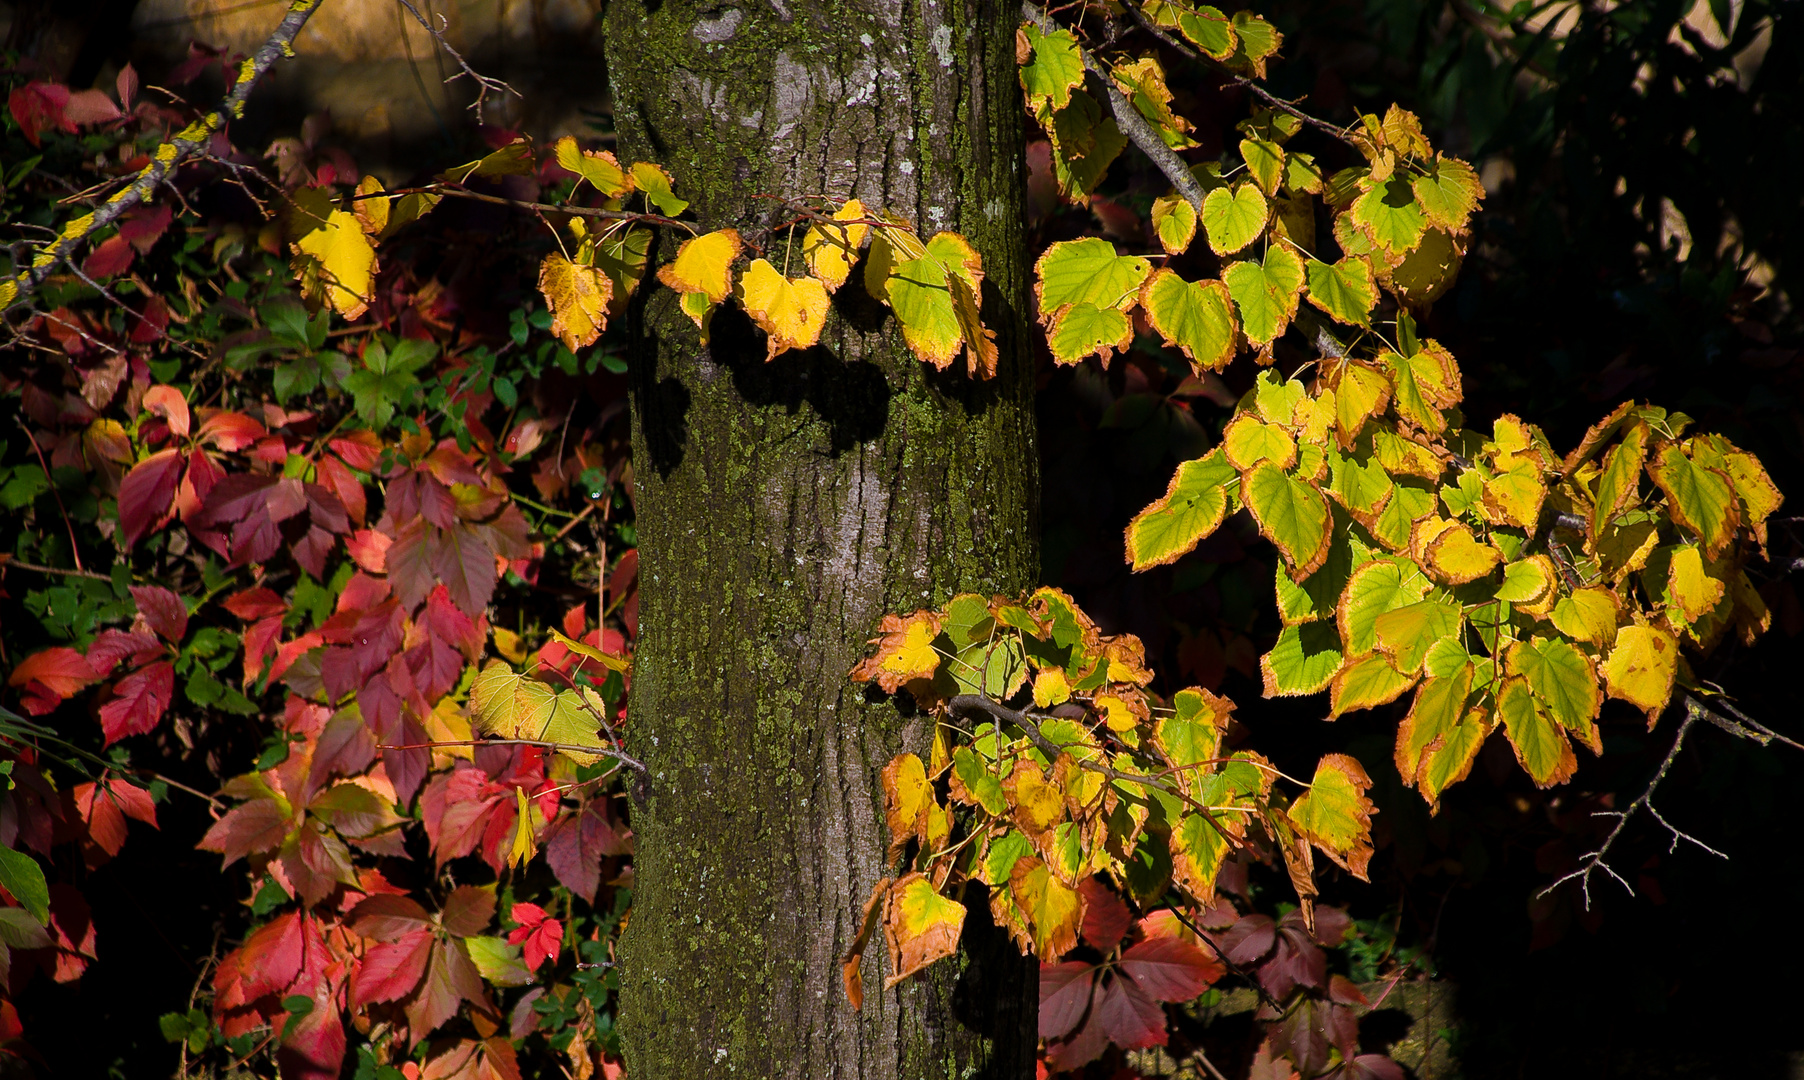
xmin=604 ymin=2 xmax=1039 ymax=1077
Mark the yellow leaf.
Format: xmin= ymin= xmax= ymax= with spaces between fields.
xmin=736 ymin=258 xmax=830 ymax=360
xmin=1423 ymin=522 xmax=1502 ymax=585
xmin=1603 ymin=624 xmax=1678 ymax=723
xmin=507 ymin=786 xmax=538 ymax=868
xmin=492 ymin=627 xmax=528 ymax=664
xmin=629 ymin=160 xmax=687 ymax=215
xmin=1151 ymin=193 xmax=1197 ymax=255
xmin=802 ymin=199 xmax=871 ymax=291
xmin=881 ymin=753 xmax=931 ymax=854
xmin=547 ymin=629 xmax=629 ymax=672
xmin=1033 ymin=668 xmax=1071 ymax=708
xmin=1009 ymin=857 xmax=1083 ymax=958
xmin=292 ymin=207 xmax=377 ymax=319
xmin=883 ymin=874 xmax=966 ymax=986
xmin=554 ymin=136 xmax=632 ymax=197
xmin=1550 ymin=587 xmax=1620 ymax=647
xmin=1287 ymin=753 xmax=1375 ymax=878
xmin=1006 ymin=759 xmax=1066 ymax=847
xmin=656 ymin=228 xmax=743 ymax=308
xmin=850 ymin=611 xmax=943 ymax=693
xmin=424 ymin=696 xmax=474 ymax=762
xmin=352 ymin=175 xmax=388 ymax=236
xmin=537 ymin=252 xmax=612 ymax=350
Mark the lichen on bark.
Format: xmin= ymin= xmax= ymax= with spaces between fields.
xmin=604 ymin=1 xmax=1040 ymax=1077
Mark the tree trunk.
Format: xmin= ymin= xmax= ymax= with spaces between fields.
xmin=604 ymin=2 xmax=1039 ymax=1077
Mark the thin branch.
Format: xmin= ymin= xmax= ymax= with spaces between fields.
xmin=1116 ymin=0 xmax=1361 ymax=148
xmin=359 ymin=183 xmax=694 ymax=231
xmin=1686 ymin=691 xmax=1804 ymax=753
xmin=1 ymin=0 xmax=328 ymax=314
xmin=392 ymin=0 xmax=521 ymax=122
xmin=0 ymin=556 xmax=112 ymax=581
xmin=16 ymin=421 xmax=86 ymax=573
xmin=1022 ymin=2 xmax=1209 ymax=210
xmin=1539 ymin=704 xmax=1728 ymax=909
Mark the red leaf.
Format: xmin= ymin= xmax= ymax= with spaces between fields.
xmin=73 ymin=778 xmax=158 ymax=857
xmin=277 ymin=997 xmax=346 ymax=1080
xmin=330 ymin=430 xmax=383 ymax=471
xmin=83 ymin=631 xmax=159 ymax=670
xmin=83 ymin=235 xmax=135 ymax=279
xmin=197 ymin=410 xmax=267 ymax=451
xmin=1038 ymin=961 xmax=1097 ymax=1039
xmin=386 ymin=519 xmax=432 ymax=611
xmin=119 ymin=203 xmax=172 ymax=254
xmin=117 ymin=447 xmax=185 ymax=546
xmin=543 ymin=799 xmax=629 ymax=903
xmin=142 ymin=384 xmax=191 ymax=439
xmin=243 ymin=616 xmax=284 ymax=686
xmin=316 ymin=454 xmax=367 ymax=527
xmin=225 ymin=586 xmax=289 ymax=621
xmin=199 ymin=796 xmax=292 ymax=865
xmin=1044 ymin=1006 xmax=1110 ymax=1072
xmin=130 ymin=296 xmax=170 ymax=345
xmin=404 ymin=939 xmax=469 ymax=1044
xmin=508 ymin=916 xmax=561 ymax=970
xmin=8 ymin=82 xmax=72 ymax=146
xmin=352 ymin=929 xmax=434 ymax=1006
xmin=1093 ymin=973 xmax=1168 ymax=1050
xmin=215 ymin=911 xmax=305 ymax=1011
xmin=1119 ymin=935 xmax=1222 ymax=1003
xmin=1078 ymin=878 xmax=1133 ymax=952
xmin=8 ymin=646 xmax=99 ymax=701
xmin=1221 ymin=913 xmax=1276 ymax=965
xmin=129 ymin=584 xmax=189 ymax=643
xmin=60 ymin=88 xmax=122 ymax=125
xmin=425 ymin=446 xmax=484 ymax=487
xmin=97 ymin=660 xmax=174 ymax=744
xmin=441 ymin=885 xmax=497 ymax=938
xmin=349 ymin=894 xmax=434 ymax=941
xmin=46 ymin=884 xmax=97 ymax=983
xmin=430 ymin=524 xmax=497 ymax=617
xmin=1339 ymin=1054 xmax=1407 ymax=1080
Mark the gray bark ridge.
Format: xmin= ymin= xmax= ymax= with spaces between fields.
xmin=605 ymin=1 xmax=1041 ymax=1078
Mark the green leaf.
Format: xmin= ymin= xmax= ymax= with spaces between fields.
xmin=1019 ymin=24 xmax=1085 ymax=110
xmin=1034 ymin=238 xmax=1151 ymax=318
xmin=1125 ymin=448 xmax=1237 ymax=570
xmin=1139 ymin=270 xmax=1236 ymax=372
xmin=951 ymin=747 xmax=1008 ymax=816
xmin=0 ymin=844 xmax=48 ymax=924
xmin=1497 ymin=676 xmax=1575 ymax=787
xmin=1260 ymin=622 xmax=1344 ymax=697
xmin=464 ymin=935 xmax=536 ymax=986
xmin=1350 ymin=177 xmax=1428 ymax=257
xmin=1200 ymin=183 xmax=1268 ymax=256
xmin=1418 ymin=705 xmax=1488 ymax=806
xmin=1329 ymin=653 xmax=1416 ymax=717
xmin=1396 ymin=663 xmax=1472 ymax=785
xmin=1242 ymin=463 xmax=1331 ymax=578
xmin=1045 ymin=93 xmax=1128 ymax=199
xmin=1507 ymin=638 xmax=1601 ymax=750
xmin=1372 ymin=599 xmax=1463 ymax=674
xmin=1175 ymin=5 xmax=1236 ymax=60
xmin=1287 ymin=754 xmax=1374 ymax=877
xmin=630 ymin=161 xmax=688 ymax=216
xmin=1046 ymin=302 xmax=1132 ymax=365
xmin=1222 ymin=246 xmax=1305 ymax=346
xmin=1337 ymin=557 xmax=1429 ymax=657
xmin=1275 ymin=527 xmax=1359 ymax=626
xmin=1240 ymin=137 xmax=1285 ymax=195
xmin=1151 ymin=194 xmax=1197 ymax=255
xmin=1648 ymin=442 xmax=1740 ymax=559
xmin=1169 ymin=808 xmax=1234 ymax=900
xmin=1304 ymin=256 xmax=1377 ymax=326
xmin=0 ymin=907 xmax=51 ymax=950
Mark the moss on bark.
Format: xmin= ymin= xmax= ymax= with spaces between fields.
xmin=605 ymin=2 xmax=1039 ymax=1077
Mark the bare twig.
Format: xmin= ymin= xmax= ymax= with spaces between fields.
xmin=0 ymin=556 xmax=111 ymax=581
xmin=1687 ymin=691 xmax=1804 ymax=753
xmin=357 ymin=183 xmax=693 ymax=231
xmin=0 ymin=0 xmax=328 ymax=314
xmin=1539 ymin=704 xmax=1730 ymax=909
xmin=392 ymin=0 xmax=522 ymax=122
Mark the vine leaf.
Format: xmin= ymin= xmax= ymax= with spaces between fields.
xmin=1241 ymin=464 xmax=1331 ymax=580
xmin=1017 ymin=24 xmax=1084 ymax=111
xmin=1304 ymin=257 xmax=1376 ymax=327
xmin=1507 ymin=638 xmax=1601 ymax=751
xmin=656 ymin=229 xmax=743 ymax=328
xmin=801 ymin=199 xmax=870 ymax=291
xmin=1151 ymin=195 xmax=1197 ymax=255
xmin=1010 ymin=857 xmax=1084 ymax=958
xmin=1410 ymin=155 xmax=1483 ymax=233
xmin=1035 ymin=238 xmax=1151 ymax=321
xmin=882 ymin=753 xmax=931 ymax=855
xmin=290 ymin=194 xmax=377 ymax=320
xmin=850 ymin=611 xmax=943 ymax=692
xmin=1648 ymin=443 xmax=1740 ymax=559
xmin=1497 ymin=676 xmax=1576 ymax=787
xmin=1286 ymin=754 xmax=1375 ymax=878
xmin=1261 ymin=623 xmax=1344 ymax=698
xmin=629 ymin=161 xmax=687 ymax=215
xmin=554 ymin=137 xmax=631 ymax=197
xmin=1223 ymin=246 xmax=1305 ymax=346
xmin=1047 ymin=303 xmax=1132 ymax=366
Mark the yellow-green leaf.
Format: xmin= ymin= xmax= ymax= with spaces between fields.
xmin=1009 ymin=857 xmax=1083 ymax=958
xmin=1151 ymin=194 xmax=1198 ymax=254
xmin=1125 ymin=448 xmax=1238 ymax=570
xmin=1418 ymin=702 xmax=1489 ymax=807
xmin=656 ymin=229 xmax=742 ymax=312
xmin=884 ymin=874 xmax=966 ymax=985
xmin=1240 ymin=137 xmax=1284 ymax=195
xmin=1423 ymin=522 xmax=1502 ymax=585
xmin=1497 ymin=676 xmax=1576 ymax=787
xmin=630 ymin=160 xmax=687 ymax=216
xmin=1329 ymin=653 xmax=1416 ymax=718
xmin=1648 ymin=442 xmax=1740 ymax=560
xmin=1139 ymin=270 xmax=1237 ymax=373
xmin=1396 ymin=663 xmax=1472 ymax=786
xmin=1288 ymin=754 xmax=1374 ymax=878
xmin=1261 ymin=622 xmax=1344 ymax=698
xmin=1410 ymin=155 xmax=1483 ymax=233
xmin=1507 ymin=637 xmax=1601 ymax=752
xmin=1201 ymin=183 xmax=1268 ymax=256
xmin=1242 ymin=463 xmax=1331 ymax=578
xmin=1018 ymin=23 xmax=1084 ymax=111
xmin=552 ymin=138 xmax=631 ymax=196
xmin=1372 ymin=599 xmax=1462 ymax=674
xmin=292 ymin=207 xmax=376 ymax=320
xmin=1550 ymin=587 xmax=1620 ymax=647
xmin=801 ymin=199 xmax=870 ymax=291
xmin=1047 ymin=302 xmax=1132 ymax=365
xmin=446 ymin=138 xmax=536 ymax=183
xmin=1223 ymin=245 xmax=1305 ymax=347
xmin=1034 ymin=238 xmax=1152 ymax=319
xmin=1337 ymin=557 xmax=1430 ymax=657
xmin=1350 ymin=177 xmax=1428 ymax=260
xmin=882 ymin=753 xmax=931 ymax=852
xmin=1304 ymin=256 xmax=1376 ymax=327
xmin=1222 ymin=414 xmax=1297 ymax=472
